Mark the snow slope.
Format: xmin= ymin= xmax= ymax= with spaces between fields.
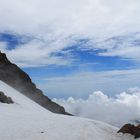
xmin=0 ymin=81 xmax=135 ymax=140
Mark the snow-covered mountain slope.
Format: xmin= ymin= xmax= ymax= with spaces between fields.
xmin=0 ymin=81 xmax=135 ymax=140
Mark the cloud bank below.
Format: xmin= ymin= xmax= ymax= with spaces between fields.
xmin=53 ymin=87 xmax=140 ymax=127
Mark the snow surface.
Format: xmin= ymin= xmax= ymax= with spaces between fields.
xmin=0 ymin=81 xmax=136 ymax=140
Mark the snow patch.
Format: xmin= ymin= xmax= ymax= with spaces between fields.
xmin=0 ymin=81 xmax=136 ymax=140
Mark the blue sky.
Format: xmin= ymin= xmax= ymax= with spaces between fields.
xmin=0 ymin=0 xmax=140 ymax=99
xmin=1 ymin=32 xmax=140 ymax=99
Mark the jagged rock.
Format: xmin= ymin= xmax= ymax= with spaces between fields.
xmin=118 ymin=124 xmax=136 ymax=135
xmin=118 ymin=123 xmax=140 ymax=139
xmin=0 ymin=51 xmax=71 ymax=115
xmin=0 ymin=91 xmax=14 ymax=104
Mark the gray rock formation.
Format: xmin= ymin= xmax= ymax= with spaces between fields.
xmin=0 ymin=91 xmax=14 ymax=104
xmin=0 ymin=51 xmax=71 ymax=115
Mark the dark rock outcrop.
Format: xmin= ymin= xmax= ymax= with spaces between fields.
xmin=118 ymin=123 xmax=140 ymax=139
xmin=0 ymin=51 xmax=70 ymax=115
xmin=0 ymin=91 xmax=14 ymax=104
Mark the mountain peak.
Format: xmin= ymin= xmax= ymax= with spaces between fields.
xmin=0 ymin=51 xmax=10 ymax=64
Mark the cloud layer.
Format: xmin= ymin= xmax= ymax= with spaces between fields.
xmin=53 ymin=88 xmax=140 ymax=127
xmin=0 ymin=0 xmax=140 ymax=67
xmin=0 ymin=0 xmax=140 ymax=38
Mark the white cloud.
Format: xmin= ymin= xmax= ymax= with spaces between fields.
xmin=79 ymin=33 xmax=140 ymax=61
xmin=0 ymin=38 xmax=75 ymax=67
xmin=100 ymin=46 xmax=140 ymax=60
xmin=0 ymin=0 xmax=140 ymax=67
xmin=0 ymin=0 xmax=140 ymax=38
xmin=97 ymin=33 xmax=140 ymax=60
xmin=53 ymin=88 xmax=140 ymax=127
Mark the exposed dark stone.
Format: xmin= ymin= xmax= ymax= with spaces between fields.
xmin=118 ymin=123 xmax=140 ymax=139
xmin=135 ymin=132 xmax=140 ymax=139
xmin=118 ymin=124 xmax=136 ymax=135
xmin=0 ymin=51 xmax=71 ymax=115
xmin=0 ymin=91 xmax=14 ymax=104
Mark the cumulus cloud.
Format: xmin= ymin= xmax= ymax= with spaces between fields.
xmin=53 ymin=88 xmax=140 ymax=127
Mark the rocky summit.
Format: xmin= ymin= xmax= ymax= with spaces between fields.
xmin=118 ymin=123 xmax=140 ymax=139
xmin=0 ymin=51 xmax=70 ymax=115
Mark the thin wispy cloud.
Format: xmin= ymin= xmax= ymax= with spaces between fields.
xmin=0 ymin=36 xmax=76 ymax=67
xmin=40 ymin=69 xmax=140 ymax=98
xmin=0 ymin=0 xmax=140 ymax=67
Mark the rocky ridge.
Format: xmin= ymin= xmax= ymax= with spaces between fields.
xmin=0 ymin=51 xmax=70 ymax=115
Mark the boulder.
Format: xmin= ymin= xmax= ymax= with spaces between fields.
xmin=118 ymin=123 xmax=140 ymax=139
xmin=0 ymin=91 xmax=14 ymax=104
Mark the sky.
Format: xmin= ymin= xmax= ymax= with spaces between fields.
xmin=0 ymin=0 xmax=140 ymax=99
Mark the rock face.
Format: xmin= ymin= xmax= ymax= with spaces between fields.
xmin=0 ymin=91 xmax=14 ymax=104
xmin=0 ymin=51 xmax=70 ymax=115
xmin=118 ymin=123 xmax=140 ymax=139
